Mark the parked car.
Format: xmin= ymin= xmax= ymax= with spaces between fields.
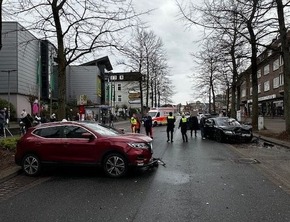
xmin=204 ymin=117 xmax=253 ymax=143
xmin=15 ymin=121 xmax=154 ymax=178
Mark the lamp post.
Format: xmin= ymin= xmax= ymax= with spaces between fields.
xmin=1 ymin=70 xmax=17 ymax=122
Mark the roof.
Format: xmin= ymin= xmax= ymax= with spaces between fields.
xmin=80 ymin=56 xmax=113 ymax=71
xmin=105 ymin=71 xmax=142 ymax=81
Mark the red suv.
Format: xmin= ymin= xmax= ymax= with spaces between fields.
xmin=15 ymin=121 xmax=154 ymax=178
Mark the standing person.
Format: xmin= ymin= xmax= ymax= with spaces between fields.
xmin=50 ymin=113 xmax=57 ymax=122
xmin=0 ymin=109 xmax=5 ymax=137
xmin=135 ymin=116 xmax=141 ymax=133
xmin=130 ymin=113 xmax=137 ymax=133
xmin=166 ymin=112 xmax=176 ymax=142
xmin=21 ymin=113 xmax=33 ymax=132
xmin=200 ymin=115 xmax=206 ymax=140
xmin=178 ymin=114 xmax=188 ymax=142
xmin=188 ymin=112 xmax=199 ymax=137
xmin=144 ymin=114 xmax=153 ymax=138
xmin=109 ymin=111 xmax=114 ymax=127
xmin=3 ymin=107 xmax=9 ymax=125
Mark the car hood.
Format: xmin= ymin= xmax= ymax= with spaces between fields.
xmin=219 ymin=125 xmax=252 ymax=131
xmin=107 ymin=133 xmax=153 ymax=143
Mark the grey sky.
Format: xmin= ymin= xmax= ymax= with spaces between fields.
xmin=115 ymin=0 xmax=203 ymax=105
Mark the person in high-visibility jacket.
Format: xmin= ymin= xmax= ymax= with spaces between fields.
xmin=130 ymin=114 xmax=138 ymax=133
xmin=166 ymin=112 xmax=176 ymax=142
xmin=178 ymin=114 xmax=188 ymax=142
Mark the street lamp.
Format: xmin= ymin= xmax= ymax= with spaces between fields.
xmin=1 ymin=70 xmax=17 ymax=122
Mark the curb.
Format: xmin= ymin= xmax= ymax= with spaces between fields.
xmin=253 ymin=133 xmax=290 ymax=149
xmin=0 ymin=166 xmax=22 ymax=183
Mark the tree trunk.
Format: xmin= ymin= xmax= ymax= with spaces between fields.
xmin=52 ymin=1 xmax=67 ymax=120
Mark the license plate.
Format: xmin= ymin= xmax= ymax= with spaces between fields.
xmin=241 ymin=134 xmax=251 ymax=137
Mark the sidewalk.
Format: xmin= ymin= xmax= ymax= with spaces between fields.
xmin=241 ymin=117 xmax=290 ymax=148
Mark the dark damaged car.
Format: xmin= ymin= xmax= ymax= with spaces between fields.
xmin=15 ymin=121 xmax=154 ymax=178
xmin=204 ymin=117 xmax=253 ymax=143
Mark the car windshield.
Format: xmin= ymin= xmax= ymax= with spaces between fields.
xmin=216 ymin=118 xmax=241 ymax=127
xmin=148 ymin=112 xmax=157 ymax=117
xmin=81 ymin=122 xmax=121 ymax=136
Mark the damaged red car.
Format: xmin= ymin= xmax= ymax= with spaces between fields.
xmin=15 ymin=121 xmax=154 ymax=178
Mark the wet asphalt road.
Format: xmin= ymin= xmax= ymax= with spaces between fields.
xmin=1 ymin=121 xmax=290 ymax=221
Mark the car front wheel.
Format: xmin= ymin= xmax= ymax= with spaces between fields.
xmin=103 ymin=153 xmax=128 ymax=178
xmin=22 ymin=154 xmax=41 ymax=176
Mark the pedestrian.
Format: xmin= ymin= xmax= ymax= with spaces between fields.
xmin=188 ymin=112 xmax=199 ymax=137
xmin=0 ymin=109 xmax=5 ymax=137
xmin=130 ymin=113 xmax=138 ymax=133
xmin=144 ymin=113 xmax=153 ymax=138
xmin=178 ymin=114 xmax=188 ymax=142
xmin=200 ymin=114 xmax=206 ymax=140
xmin=166 ymin=112 xmax=176 ymax=142
xmin=21 ymin=113 xmax=33 ymax=131
xmin=34 ymin=114 xmax=41 ymax=125
xmin=109 ymin=111 xmax=114 ymax=127
xmin=21 ymin=109 xmax=27 ymax=118
xmin=135 ymin=115 xmax=141 ymax=133
xmin=3 ymin=107 xmax=9 ymax=125
xmin=50 ymin=113 xmax=57 ymax=122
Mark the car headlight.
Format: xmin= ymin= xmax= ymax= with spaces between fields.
xmin=224 ymin=130 xmax=234 ymax=135
xmin=128 ymin=142 xmax=150 ymax=149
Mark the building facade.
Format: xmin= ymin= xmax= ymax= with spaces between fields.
xmin=0 ymin=22 xmax=114 ymax=121
xmin=239 ymin=38 xmax=285 ymax=118
xmin=0 ymin=22 xmax=41 ymax=118
xmin=105 ymin=72 xmax=142 ymax=116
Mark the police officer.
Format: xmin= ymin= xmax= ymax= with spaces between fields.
xmin=179 ymin=114 xmax=188 ymax=142
xmin=166 ymin=112 xmax=176 ymax=142
xmin=130 ymin=114 xmax=137 ymax=133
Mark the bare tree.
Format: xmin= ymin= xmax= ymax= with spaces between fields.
xmin=177 ymin=0 xmax=277 ymax=130
xmin=118 ymin=28 xmax=173 ymax=113
xmin=4 ymin=0 xmax=149 ymax=119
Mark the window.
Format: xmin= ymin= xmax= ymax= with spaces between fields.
xmin=64 ymin=125 xmax=88 ymax=138
xmin=264 ymin=64 xmax=269 ymax=75
xmin=242 ymin=89 xmax=246 ymax=97
xmin=117 ymin=83 xmax=121 ymax=91
xmin=34 ymin=126 xmax=63 ymax=138
xmin=119 ymin=75 xmax=124 ymax=80
xmin=257 ymin=69 xmax=261 ymax=78
xmin=110 ymin=75 xmax=117 ymax=80
xmin=250 ymin=87 xmax=252 ymax=96
xmin=273 ymin=77 xmax=279 ymax=89
xmin=118 ymin=95 xmax=122 ymax=102
xmin=280 ymin=55 xmax=284 ymax=66
xmin=258 ymin=84 xmax=261 ymax=93
xmin=279 ymin=74 xmax=284 ymax=86
xmin=273 ymin=59 xmax=279 ymax=71
xmin=264 ymin=81 xmax=270 ymax=91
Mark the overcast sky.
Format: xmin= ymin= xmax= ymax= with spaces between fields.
xmin=114 ymin=0 xmax=203 ymax=105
